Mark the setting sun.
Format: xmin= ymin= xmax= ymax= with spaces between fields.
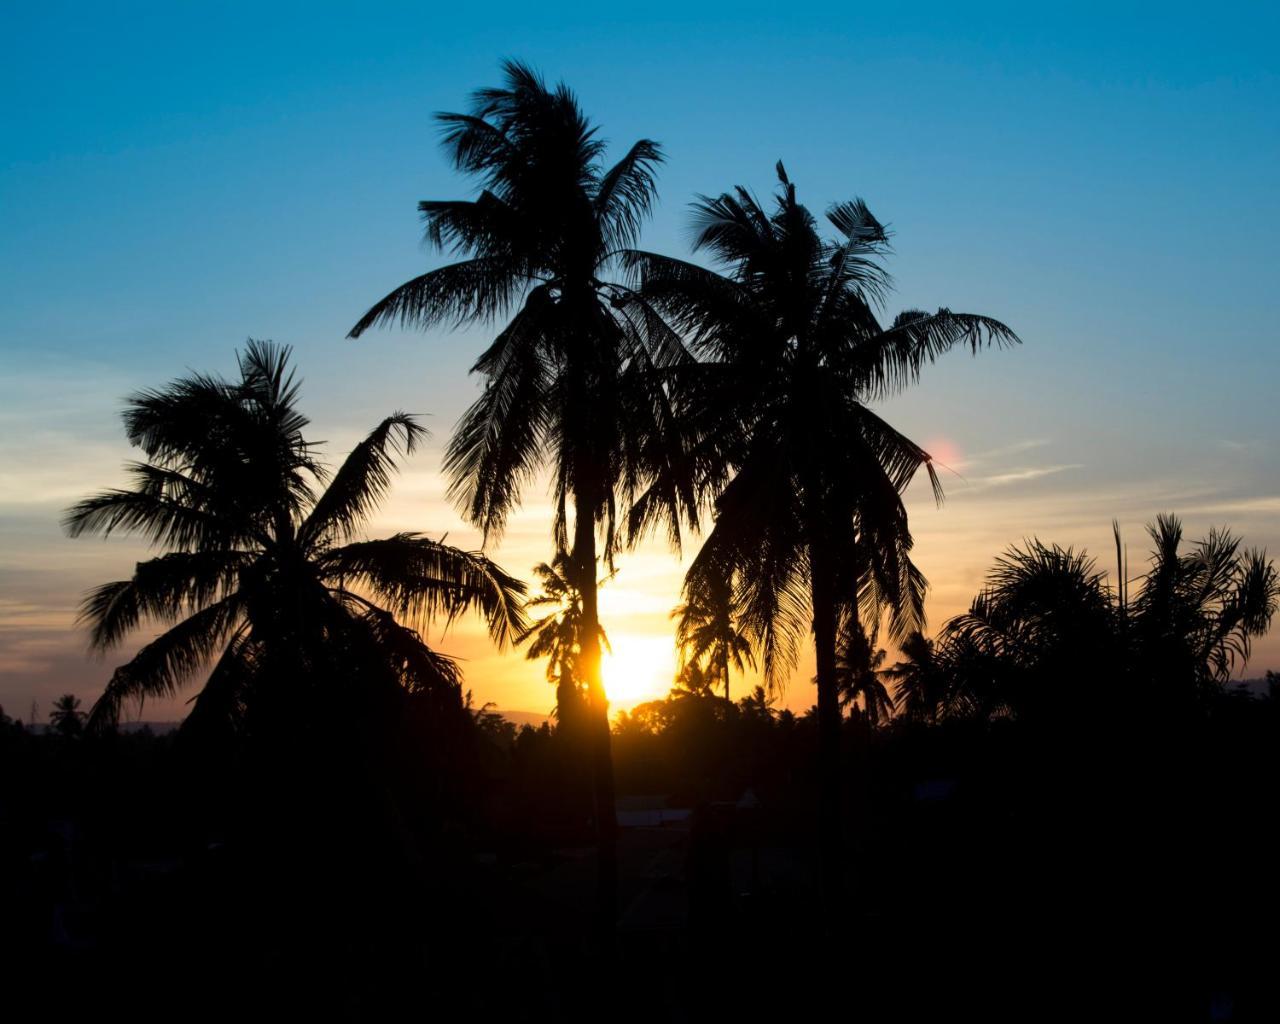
xmin=601 ymin=634 xmax=677 ymax=709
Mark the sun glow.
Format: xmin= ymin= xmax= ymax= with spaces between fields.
xmin=922 ymin=435 xmax=964 ymax=474
xmin=600 ymin=633 xmax=676 ymax=710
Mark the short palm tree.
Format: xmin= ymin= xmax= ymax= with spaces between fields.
xmin=671 ymin=659 xmax=718 ymax=701
xmin=832 ymin=620 xmax=894 ymax=726
xmin=883 ymin=631 xmax=947 ymax=723
xmin=517 ymin=551 xmax=611 ymax=727
xmin=943 ymin=540 xmax=1115 ymax=719
xmin=737 ymin=684 xmax=777 ymax=723
xmin=348 ymin=61 xmax=694 ymax=921
xmin=940 ymin=516 xmax=1278 ymax=717
xmin=1130 ymin=514 xmax=1278 ymax=700
xmin=672 ymin=563 xmax=754 ymax=702
xmin=65 ymin=342 xmax=525 ymax=737
xmin=635 ymin=163 xmax=1019 ymax=896
xmin=49 ymin=694 xmax=86 ymax=738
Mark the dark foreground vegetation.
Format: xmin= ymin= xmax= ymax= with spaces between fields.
xmin=5 ymin=669 xmax=1279 ymax=1021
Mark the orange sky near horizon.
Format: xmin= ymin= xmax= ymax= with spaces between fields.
xmin=6 ymin=384 xmax=1274 ymax=727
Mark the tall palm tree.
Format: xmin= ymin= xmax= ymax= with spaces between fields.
xmin=672 ymin=563 xmax=754 ymax=702
xmin=635 ymin=163 xmax=1019 ymax=898
xmin=517 ymin=551 xmax=611 ymax=728
xmin=64 ymin=342 xmax=525 ymax=737
xmin=348 ymin=61 xmax=693 ymax=922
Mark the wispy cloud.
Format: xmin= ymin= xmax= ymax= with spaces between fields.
xmin=968 ymin=463 xmax=1084 ymax=490
xmin=1180 ymin=496 xmax=1280 ymax=517
xmin=1218 ymin=439 xmax=1262 ymax=453
xmin=960 ymin=438 xmax=1052 ymax=469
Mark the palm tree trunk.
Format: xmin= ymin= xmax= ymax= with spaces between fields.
xmin=573 ymin=488 xmax=618 ymax=936
xmin=809 ymin=546 xmax=843 ymax=905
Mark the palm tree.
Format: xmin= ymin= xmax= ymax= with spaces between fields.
xmin=832 ymin=619 xmax=894 ymax=726
xmin=634 ymin=163 xmax=1018 ymax=898
xmin=517 ymin=551 xmax=611 ymax=728
xmin=672 ymin=563 xmax=754 ymax=702
xmin=1130 ymin=514 xmax=1279 ymax=701
xmin=49 ymin=694 xmax=86 ymax=738
xmin=943 ymin=540 xmax=1115 ymax=720
xmin=348 ymin=61 xmax=693 ymax=922
xmin=672 ymin=659 xmax=718 ymax=701
xmin=882 ymin=631 xmax=946 ymax=723
xmin=940 ymin=516 xmax=1278 ymax=718
xmin=737 ymin=684 xmax=777 ymax=723
xmin=64 ymin=341 xmax=525 ymax=738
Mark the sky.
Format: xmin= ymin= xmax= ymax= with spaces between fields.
xmin=2 ymin=1 xmax=1278 ymax=723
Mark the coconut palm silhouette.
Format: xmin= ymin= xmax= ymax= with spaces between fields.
xmin=65 ymin=341 xmax=525 ymax=735
xmin=348 ymin=61 xmax=694 ymax=924
xmin=634 ymin=162 xmax=1019 ymax=898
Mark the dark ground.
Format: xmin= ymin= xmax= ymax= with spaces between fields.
xmin=4 ymin=702 xmax=1277 ymax=1021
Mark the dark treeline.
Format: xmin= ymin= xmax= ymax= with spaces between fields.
xmin=5 ymin=60 xmax=1279 ymax=1021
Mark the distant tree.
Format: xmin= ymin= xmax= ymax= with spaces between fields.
xmin=48 ymin=694 xmax=86 ymax=738
xmin=65 ymin=342 xmax=525 ymax=738
xmin=517 ymin=552 xmax=611 ymax=729
xmin=349 ymin=60 xmax=692 ymax=924
xmin=673 ymin=564 xmax=753 ymax=702
xmin=613 ymin=699 xmax=672 ymax=737
xmin=672 ymin=660 xmax=718 ymax=701
xmin=882 ymin=631 xmax=946 ymax=723
xmin=831 ymin=620 xmax=893 ymax=727
xmin=636 ymin=163 xmax=1017 ymax=896
xmin=940 ymin=516 xmax=1278 ymax=717
xmin=465 ymin=689 xmax=518 ymax=749
xmin=943 ymin=540 xmax=1115 ymax=719
xmin=1129 ymin=514 xmax=1278 ymax=701
xmin=737 ymin=685 xmax=777 ymax=723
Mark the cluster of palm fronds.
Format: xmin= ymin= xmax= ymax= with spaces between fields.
xmin=880 ymin=516 xmax=1278 ymax=724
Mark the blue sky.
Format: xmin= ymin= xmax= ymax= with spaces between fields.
xmin=3 ymin=1 xmax=1278 ymax=719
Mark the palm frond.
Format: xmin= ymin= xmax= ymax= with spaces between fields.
xmin=595 ymin=139 xmax=663 ymax=250
xmin=348 ymin=258 xmax=529 ymax=337
xmin=850 ymin=308 xmax=1020 ymax=399
xmin=322 ymin=533 xmax=527 ymax=645
xmin=443 ymin=291 xmax=556 ymax=540
xmin=300 ymin=413 xmax=426 ymax=548
xmin=62 ymin=488 xmax=246 ymax=550
xmin=77 ymin=550 xmax=251 ymax=650
xmin=85 ymin=596 xmax=244 ymax=733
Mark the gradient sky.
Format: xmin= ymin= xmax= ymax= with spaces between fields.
xmin=3 ymin=1 xmax=1278 ymax=723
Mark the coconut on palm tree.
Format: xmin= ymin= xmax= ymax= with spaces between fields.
xmin=348 ymin=61 xmax=694 ymax=922
xmin=65 ymin=341 xmax=525 ymax=739
xmin=634 ymin=163 xmax=1019 ymax=898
